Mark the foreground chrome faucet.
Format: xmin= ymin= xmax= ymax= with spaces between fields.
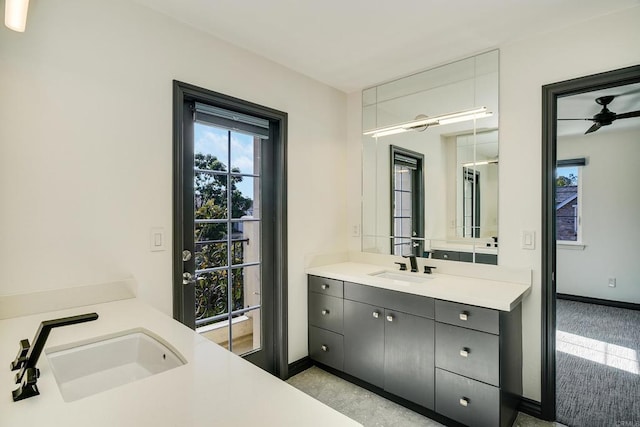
xmin=10 ymin=312 xmax=99 ymax=401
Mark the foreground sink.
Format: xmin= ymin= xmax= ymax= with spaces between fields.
xmin=370 ymin=271 xmax=433 ymax=283
xmin=46 ymin=328 xmax=186 ymax=402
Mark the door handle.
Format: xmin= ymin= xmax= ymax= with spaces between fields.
xmin=182 ymin=272 xmax=196 ymax=286
xmin=182 ymin=250 xmax=192 ymax=262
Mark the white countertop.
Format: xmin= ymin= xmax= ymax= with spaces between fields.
xmin=306 ymin=262 xmax=530 ymax=311
xmin=0 ymin=299 xmax=361 ymax=427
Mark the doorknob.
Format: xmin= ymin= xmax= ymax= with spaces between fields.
xmin=182 ymin=250 xmax=192 ymax=262
xmin=182 ymin=272 xmax=196 ymax=285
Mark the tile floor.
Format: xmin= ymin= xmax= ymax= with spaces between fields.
xmin=287 ymin=366 xmax=566 ymax=427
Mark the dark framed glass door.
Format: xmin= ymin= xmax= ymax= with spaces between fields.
xmin=173 ymin=81 xmax=288 ymax=377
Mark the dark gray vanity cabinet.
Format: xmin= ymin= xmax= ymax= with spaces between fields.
xmin=308 ymin=276 xmax=345 ymax=370
xmin=308 ymin=275 xmax=522 ymax=427
xmin=343 ymin=282 xmax=435 ymax=410
xmin=383 ymin=309 xmax=435 ymax=408
xmin=434 ymin=300 xmax=522 ymax=427
xmin=343 ymin=299 xmax=384 ymax=388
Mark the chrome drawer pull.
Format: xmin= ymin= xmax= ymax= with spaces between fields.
xmin=386 ymin=315 xmax=394 ymax=322
xmin=460 ymin=348 xmax=470 ymax=358
xmin=321 ymin=309 xmax=330 ymax=316
xmin=459 ymin=311 xmax=469 ymax=321
xmin=321 ymin=345 xmax=328 ymax=352
xmin=321 ymin=284 xmax=329 ymax=290
xmin=372 ymin=311 xmax=380 ymax=319
xmin=459 ymin=397 xmax=469 ymax=407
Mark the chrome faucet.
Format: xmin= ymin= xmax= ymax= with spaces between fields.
xmin=404 ymin=255 xmax=418 ymax=273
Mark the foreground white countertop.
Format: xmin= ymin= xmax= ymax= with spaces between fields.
xmin=0 ymin=298 xmax=360 ymax=427
xmin=306 ymin=262 xmax=530 ymax=311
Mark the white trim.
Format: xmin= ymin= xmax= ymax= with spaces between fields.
xmin=196 ymin=315 xmax=250 ymax=333
xmin=557 ymin=242 xmax=586 ymax=250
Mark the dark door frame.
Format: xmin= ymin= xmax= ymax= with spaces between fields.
xmin=540 ymin=64 xmax=640 ymax=420
xmin=389 ymin=145 xmax=425 ymax=257
xmin=172 ymin=80 xmax=289 ymax=379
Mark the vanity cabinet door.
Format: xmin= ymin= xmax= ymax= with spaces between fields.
xmin=343 ymin=299 xmax=384 ymax=388
xmin=309 ymin=326 xmax=344 ymax=371
xmin=384 ymin=310 xmax=435 ymax=410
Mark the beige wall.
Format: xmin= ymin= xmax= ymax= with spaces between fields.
xmin=0 ymin=0 xmax=348 ymax=363
xmin=348 ymin=5 xmax=640 ymax=401
xmin=556 ymin=128 xmax=639 ymax=303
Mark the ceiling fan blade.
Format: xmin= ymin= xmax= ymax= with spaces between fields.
xmin=615 ymin=110 xmax=640 ymax=120
xmin=558 ymin=118 xmax=592 ymax=121
xmin=585 ymin=122 xmax=601 ymax=134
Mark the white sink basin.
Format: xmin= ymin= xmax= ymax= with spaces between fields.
xmin=45 ymin=328 xmax=186 ymax=402
xmin=370 ymin=271 xmax=433 ymax=283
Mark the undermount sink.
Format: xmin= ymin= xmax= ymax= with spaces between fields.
xmin=370 ymin=271 xmax=433 ymax=283
xmin=45 ymin=328 xmax=186 ymax=402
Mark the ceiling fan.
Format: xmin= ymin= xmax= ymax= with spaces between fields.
xmin=559 ymin=95 xmax=640 ymax=134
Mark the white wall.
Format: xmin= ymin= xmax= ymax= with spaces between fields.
xmin=556 ymin=128 xmax=639 ymax=303
xmin=348 ymin=5 xmax=640 ymax=401
xmin=0 ymin=0 xmax=348 ymax=363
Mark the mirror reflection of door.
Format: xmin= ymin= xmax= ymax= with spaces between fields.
xmin=462 ymin=167 xmax=480 ymax=238
xmin=390 ymin=146 xmax=424 ymax=257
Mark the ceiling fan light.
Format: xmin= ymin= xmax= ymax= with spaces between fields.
xmin=5 ymin=0 xmax=29 ymax=32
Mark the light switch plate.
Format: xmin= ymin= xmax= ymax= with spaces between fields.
xmin=522 ymin=230 xmax=535 ymax=250
xmin=150 ymin=227 xmax=166 ymax=252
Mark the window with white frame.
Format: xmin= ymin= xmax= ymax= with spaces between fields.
xmin=556 ymin=159 xmax=584 ymax=243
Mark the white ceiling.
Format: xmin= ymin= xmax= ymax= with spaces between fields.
xmin=133 ymin=0 xmax=638 ymax=93
xmin=557 ymin=82 xmax=640 ymax=137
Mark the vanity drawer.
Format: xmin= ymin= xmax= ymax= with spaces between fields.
xmin=435 ymin=322 xmax=499 ymax=386
xmin=344 ymin=282 xmax=434 ymax=319
xmin=309 ymin=326 xmax=344 ymax=371
xmin=435 ymin=300 xmax=499 ymax=334
xmin=309 ymin=292 xmax=343 ymax=333
xmin=436 ymin=368 xmax=499 ymax=427
xmin=474 ymin=253 xmax=498 ymax=265
xmin=432 ymin=250 xmax=460 ymax=261
xmin=308 ymin=275 xmax=343 ymax=298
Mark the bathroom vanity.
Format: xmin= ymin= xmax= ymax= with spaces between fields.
xmin=306 ymin=262 xmax=530 ymax=427
xmin=0 ymin=296 xmax=360 ymax=427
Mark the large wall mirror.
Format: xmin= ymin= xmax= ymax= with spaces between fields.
xmin=361 ymin=50 xmax=499 ymax=264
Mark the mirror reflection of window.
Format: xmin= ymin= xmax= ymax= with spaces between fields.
xmin=391 ymin=146 xmax=424 ymax=256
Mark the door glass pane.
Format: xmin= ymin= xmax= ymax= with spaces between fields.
xmin=195 ymin=241 xmax=227 ymax=271
xmin=194 ymin=175 xmax=228 ymax=220
xmin=230 ymin=131 xmax=260 ymax=176
xmin=231 ymin=220 xmax=260 ymax=265
xmin=195 ymin=124 xmax=229 ymax=167
xmin=231 ymin=176 xmax=259 ymax=219
xmin=192 ymin=120 xmax=263 ymax=358
xmin=195 ymin=271 xmax=228 ymax=323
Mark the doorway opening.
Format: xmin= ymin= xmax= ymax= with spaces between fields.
xmin=541 ymin=65 xmax=640 ymax=421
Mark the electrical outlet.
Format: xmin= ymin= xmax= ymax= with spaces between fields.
xmin=608 ymin=277 xmax=616 ymax=288
xmin=352 ymin=224 xmax=360 ymax=237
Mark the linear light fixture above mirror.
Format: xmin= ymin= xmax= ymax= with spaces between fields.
xmin=462 ymin=159 xmax=499 ymax=167
xmin=363 ymin=107 xmax=492 ymax=138
xmin=5 ymin=0 xmax=29 ymax=32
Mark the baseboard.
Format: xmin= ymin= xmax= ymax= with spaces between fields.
xmin=518 ymin=397 xmax=543 ymax=419
xmin=287 ymin=356 xmax=314 ymax=378
xmin=557 ymin=293 xmax=640 ymax=311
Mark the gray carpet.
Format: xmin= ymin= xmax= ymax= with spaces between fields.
xmin=556 ymin=299 xmax=640 ymax=427
xmin=287 ymin=366 xmax=562 ymax=427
